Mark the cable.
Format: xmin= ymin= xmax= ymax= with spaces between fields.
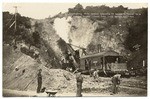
xmin=5 ymin=15 xmax=15 ymax=26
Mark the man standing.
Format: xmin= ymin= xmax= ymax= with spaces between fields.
xmin=76 ymin=72 xmax=83 ymax=97
xmin=111 ymin=74 xmax=121 ymax=94
xmin=89 ymin=68 xmax=95 ymax=77
xmin=37 ymin=69 xmax=42 ymax=93
xmin=93 ymin=69 xmax=99 ymax=82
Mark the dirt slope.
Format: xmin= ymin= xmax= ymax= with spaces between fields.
xmin=68 ymin=16 xmax=129 ymax=55
xmin=3 ymin=55 xmax=76 ymax=93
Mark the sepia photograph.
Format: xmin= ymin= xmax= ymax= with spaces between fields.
xmin=2 ymin=2 xmax=148 ymax=97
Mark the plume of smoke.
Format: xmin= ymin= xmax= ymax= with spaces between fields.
xmin=53 ymin=16 xmax=72 ymax=43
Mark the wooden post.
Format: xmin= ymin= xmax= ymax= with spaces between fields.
xmin=13 ymin=6 xmax=18 ymax=45
xmin=103 ymin=56 xmax=105 ymax=70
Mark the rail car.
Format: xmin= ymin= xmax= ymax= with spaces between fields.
xmin=79 ymin=50 xmax=130 ymax=77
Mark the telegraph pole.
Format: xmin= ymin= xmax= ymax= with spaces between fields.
xmin=13 ymin=6 xmax=18 ymax=46
xmin=14 ymin=6 xmax=18 ymax=32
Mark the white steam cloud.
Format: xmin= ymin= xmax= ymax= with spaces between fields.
xmin=53 ymin=17 xmax=72 ymax=43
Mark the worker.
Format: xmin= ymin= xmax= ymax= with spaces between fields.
xmin=37 ymin=69 xmax=42 ymax=93
xmin=93 ymin=69 xmax=99 ymax=82
xmin=69 ymin=58 xmax=75 ymax=72
xmin=111 ymin=74 xmax=121 ymax=94
xmin=33 ymin=50 xmax=39 ymax=59
xmin=61 ymin=59 xmax=66 ymax=70
xmin=85 ymin=59 xmax=88 ymax=70
xmin=89 ymin=68 xmax=95 ymax=77
xmin=76 ymin=72 xmax=83 ymax=97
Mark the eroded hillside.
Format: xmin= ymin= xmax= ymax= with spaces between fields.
xmin=68 ymin=16 xmax=129 ymax=55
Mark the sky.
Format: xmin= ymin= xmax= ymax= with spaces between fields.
xmin=2 ymin=3 xmax=148 ymax=19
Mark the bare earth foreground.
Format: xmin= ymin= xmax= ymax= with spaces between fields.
xmin=3 ymin=75 xmax=147 ymax=97
xmin=3 ymin=46 xmax=147 ymax=97
xmin=3 ymin=85 xmax=147 ymax=97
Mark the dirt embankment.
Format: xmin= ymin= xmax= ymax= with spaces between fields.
xmin=3 ymin=46 xmax=76 ymax=93
xmin=3 ymin=52 xmax=147 ymax=96
xmin=3 ymin=44 xmax=78 ymax=92
xmin=3 ymin=43 xmax=147 ymax=97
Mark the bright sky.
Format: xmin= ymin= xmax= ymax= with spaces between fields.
xmin=3 ymin=3 xmax=148 ymax=19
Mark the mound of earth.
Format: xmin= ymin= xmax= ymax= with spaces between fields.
xmin=3 ymin=52 xmax=76 ymax=93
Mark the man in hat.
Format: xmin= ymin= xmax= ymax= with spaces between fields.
xmin=37 ymin=69 xmax=42 ymax=93
xmin=76 ymin=72 xmax=83 ymax=97
xmin=111 ymin=74 xmax=121 ymax=94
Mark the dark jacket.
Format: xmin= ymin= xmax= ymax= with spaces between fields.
xmin=111 ymin=76 xmax=120 ymax=85
xmin=37 ymin=72 xmax=42 ymax=83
